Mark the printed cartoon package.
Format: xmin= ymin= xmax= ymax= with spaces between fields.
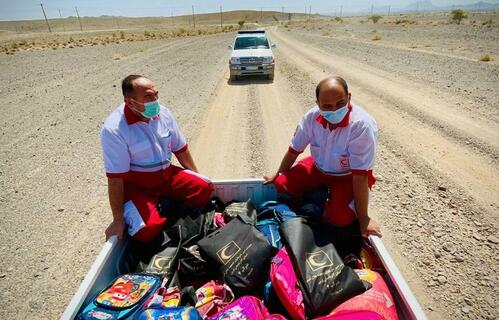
xmin=195 ymin=280 xmax=234 ymax=318
xmin=136 ymin=306 xmax=203 ymax=320
xmin=77 ymin=273 xmax=161 ymax=320
xmin=208 ymin=296 xmax=286 ymax=320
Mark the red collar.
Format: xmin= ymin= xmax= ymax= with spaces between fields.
xmin=315 ymin=105 xmax=352 ymax=130
xmin=124 ymin=104 xmax=159 ymax=125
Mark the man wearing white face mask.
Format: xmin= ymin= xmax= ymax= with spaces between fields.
xmin=100 ymin=75 xmax=213 ymax=242
xmin=264 ymin=76 xmax=381 ymax=256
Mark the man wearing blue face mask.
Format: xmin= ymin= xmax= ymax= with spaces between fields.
xmin=264 ymin=76 xmax=381 ymax=256
xmin=100 ymin=75 xmax=214 ymax=242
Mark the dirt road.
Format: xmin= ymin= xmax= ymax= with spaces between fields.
xmin=0 ymin=27 xmax=497 ymax=319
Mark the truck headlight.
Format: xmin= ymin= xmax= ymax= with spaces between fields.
xmin=230 ymin=57 xmax=241 ymax=64
xmin=263 ymin=56 xmax=274 ymax=64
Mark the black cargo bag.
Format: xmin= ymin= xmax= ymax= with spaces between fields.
xmin=280 ymin=217 xmax=371 ymax=317
xmin=197 ymin=214 xmax=274 ymax=295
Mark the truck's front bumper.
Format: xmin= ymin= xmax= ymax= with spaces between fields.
xmin=230 ymin=63 xmax=274 ymax=76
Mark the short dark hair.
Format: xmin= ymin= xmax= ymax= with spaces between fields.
xmin=121 ymin=74 xmax=144 ymax=97
xmin=315 ymin=76 xmax=349 ymax=100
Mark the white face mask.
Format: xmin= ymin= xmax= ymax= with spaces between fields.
xmin=321 ymin=101 xmax=349 ymax=124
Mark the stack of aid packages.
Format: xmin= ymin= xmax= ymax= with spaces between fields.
xmin=77 ymin=199 xmax=399 ymax=320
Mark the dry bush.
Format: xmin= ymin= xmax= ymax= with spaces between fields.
xmin=424 ymin=43 xmax=432 ymax=47
xmin=479 ymin=54 xmax=491 ymax=62
xmin=368 ymin=15 xmax=382 ymax=24
xmin=322 ymin=31 xmax=332 ymax=36
xmin=371 ymin=34 xmax=382 ymax=41
xmin=408 ymin=44 xmax=417 ymax=48
xmin=450 ymin=9 xmax=467 ymax=25
xmin=112 ymin=54 xmax=121 ymax=60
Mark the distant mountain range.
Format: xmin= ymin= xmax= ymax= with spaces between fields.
xmin=326 ymin=1 xmax=499 ymax=15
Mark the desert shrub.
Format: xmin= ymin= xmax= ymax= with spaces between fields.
xmin=479 ymin=54 xmax=491 ymax=62
xmin=334 ymin=17 xmax=343 ymax=23
xmin=371 ymin=34 xmax=382 ymax=41
xmin=238 ymin=20 xmax=245 ymax=28
xmin=408 ymin=44 xmax=417 ymax=48
xmin=368 ymin=15 xmax=382 ymax=24
xmin=120 ymin=31 xmax=125 ymax=39
xmin=395 ymin=19 xmax=410 ymax=24
xmin=450 ymin=9 xmax=467 ymax=24
xmin=144 ymin=31 xmax=151 ymax=37
xmin=322 ymin=31 xmax=332 ymax=36
xmin=482 ymin=18 xmax=493 ymax=26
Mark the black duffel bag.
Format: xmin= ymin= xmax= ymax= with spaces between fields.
xmin=280 ymin=217 xmax=371 ymax=317
xmin=197 ymin=214 xmax=274 ymax=295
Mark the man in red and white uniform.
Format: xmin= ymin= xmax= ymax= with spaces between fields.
xmin=101 ymin=75 xmax=213 ymax=242
xmin=264 ymin=76 xmax=382 ymax=254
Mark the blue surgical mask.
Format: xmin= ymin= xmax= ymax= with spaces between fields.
xmin=133 ymin=99 xmax=161 ymax=118
xmin=321 ymin=102 xmax=349 ymax=124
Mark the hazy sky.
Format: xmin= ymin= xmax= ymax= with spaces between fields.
xmin=1 ymin=0 xmax=498 ymax=21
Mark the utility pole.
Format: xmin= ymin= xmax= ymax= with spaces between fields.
xmin=75 ymin=6 xmax=83 ymax=31
xmin=309 ymin=5 xmax=311 ymax=21
xmin=281 ymin=7 xmax=284 ymax=22
xmin=371 ymin=4 xmax=374 ymax=15
xmin=220 ymin=6 xmax=223 ymax=28
xmin=388 ymin=6 xmax=391 ymax=16
xmin=340 ymin=6 xmax=343 ymax=17
xmin=171 ymin=10 xmax=174 ymax=26
xmin=40 ymin=3 xmax=52 ymax=33
xmin=192 ymin=5 xmax=195 ymax=29
xmin=261 ymin=8 xmax=263 ymax=22
xmin=58 ymin=9 xmax=65 ymax=32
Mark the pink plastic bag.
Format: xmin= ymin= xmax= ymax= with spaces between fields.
xmin=269 ymin=247 xmax=306 ymax=320
xmin=328 ymin=269 xmax=398 ymax=320
xmin=315 ymin=310 xmax=384 ymax=320
xmin=208 ymin=296 xmax=284 ymax=320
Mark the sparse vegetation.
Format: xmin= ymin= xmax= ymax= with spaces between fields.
xmin=334 ymin=17 xmax=343 ymax=23
xmin=120 ymin=31 xmax=125 ymax=39
xmin=237 ymin=20 xmax=245 ymax=29
xmin=371 ymin=34 xmax=382 ymax=41
xmin=409 ymin=44 xmax=417 ymax=49
xmin=450 ymin=9 xmax=467 ymax=25
xmin=368 ymin=15 xmax=382 ymax=24
xmin=322 ymin=31 xmax=332 ymax=37
xmin=479 ymin=54 xmax=491 ymax=62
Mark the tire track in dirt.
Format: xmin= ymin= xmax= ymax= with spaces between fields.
xmin=271 ymin=30 xmax=499 ymax=160
xmin=190 ymin=71 xmax=255 ymax=179
xmin=269 ymin=29 xmax=498 ymax=319
xmin=270 ymin=29 xmax=499 ymax=222
xmin=0 ymin=33 xmax=234 ymax=319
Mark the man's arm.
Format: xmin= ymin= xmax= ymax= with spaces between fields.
xmin=352 ymin=174 xmax=382 ymax=238
xmin=175 ymin=148 xmax=199 ymax=173
xmin=263 ymin=150 xmax=299 ymax=184
xmin=105 ymin=177 xmax=126 ymax=240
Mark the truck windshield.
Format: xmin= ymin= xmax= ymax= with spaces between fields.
xmin=234 ymin=36 xmax=269 ymax=50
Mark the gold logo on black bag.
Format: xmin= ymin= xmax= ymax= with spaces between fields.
xmin=306 ymin=250 xmax=334 ymax=271
xmin=216 ymin=241 xmax=241 ymax=264
xmin=149 ymin=255 xmax=173 ymax=271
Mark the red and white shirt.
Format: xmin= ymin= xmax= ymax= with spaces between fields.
xmin=101 ymin=103 xmax=187 ymax=188
xmin=290 ymin=103 xmax=378 ymax=177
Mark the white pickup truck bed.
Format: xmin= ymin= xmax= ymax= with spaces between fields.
xmin=61 ymin=179 xmax=427 ymax=320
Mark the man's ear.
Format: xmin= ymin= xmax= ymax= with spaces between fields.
xmin=348 ymin=92 xmax=352 ymax=101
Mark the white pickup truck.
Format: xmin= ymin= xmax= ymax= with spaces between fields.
xmin=228 ymin=30 xmax=276 ymax=81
